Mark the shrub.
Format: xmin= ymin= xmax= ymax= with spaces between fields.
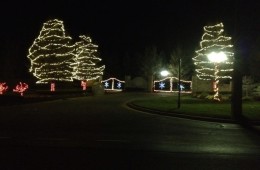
xmin=197 ymin=92 xmax=209 ymax=99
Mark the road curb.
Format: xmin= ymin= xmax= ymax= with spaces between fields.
xmin=126 ymin=102 xmax=260 ymax=125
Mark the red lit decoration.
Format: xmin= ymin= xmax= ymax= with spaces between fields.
xmin=81 ymin=81 xmax=87 ymax=90
xmin=50 ymin=82 xmax=55 ymax=92
xmin=0 ymin=82 xmax=8 ymax=95
xmin=13 ymin=82 xmax=28 ymax=96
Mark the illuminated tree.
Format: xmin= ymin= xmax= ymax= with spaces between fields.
xmin=193 ymin=23 xmax=234 ymax=101
xmin=27 ymin=19 xmax=75 ymax=84
xmin=72 ymin=35 xmax=105 ymax=81
xmin=193 ymin=23 xmax=234 ymax=81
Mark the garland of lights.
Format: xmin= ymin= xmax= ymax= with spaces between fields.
xmin=27 ymin=19 xmax=75 ymax=84
xmin=153 ymin=77 xmax=192 ymax=93
xmin=72 ymin=35 xmax=105 ymax=81
xmin=193 ymin=23 xmax=234 ymax=100
xmin=101 ymin=78 xmax=125 ymax=91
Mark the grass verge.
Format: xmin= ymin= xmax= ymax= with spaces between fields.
xmin=131 ymin=95 xmax=260 ymax=121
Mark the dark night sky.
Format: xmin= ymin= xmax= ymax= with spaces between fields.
xmin=0 ymin=0 xmax=259 ymax=80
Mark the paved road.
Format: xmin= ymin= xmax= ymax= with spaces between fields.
xmin=0 ymin=92 xmax=259 ymax=169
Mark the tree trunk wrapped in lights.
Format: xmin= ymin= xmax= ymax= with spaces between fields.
xmin=72 ymin=35 xmax=105 ymax=81
xmin=193 ymin=23 xmax=234 ymax=100
xmin=27 ymin=19 xmax=75 ymax=84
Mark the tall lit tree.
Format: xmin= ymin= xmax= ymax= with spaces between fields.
xmin=193 ymin=23 xmax=234 ymax=100
xmin=27 ymin=19 xmax=75 ymax=84
xmin=193 ymin=23 xmax=234 ymax=81
xmin=72 ymin=35 xmax=105 ymax=81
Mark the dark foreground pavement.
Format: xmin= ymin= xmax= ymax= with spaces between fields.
xmin=1 ymin=146 xmax=260 ymax=170
xmin=0 ymin=92 xmax=259 ymax=169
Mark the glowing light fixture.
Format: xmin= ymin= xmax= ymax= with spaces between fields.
xmin=207 ymin=51 xmax=227 ymax=101
xmin=160 ymin=70 xmax=169 ymax=77
xmin=207 ymin=52 xmax=227 ymax=63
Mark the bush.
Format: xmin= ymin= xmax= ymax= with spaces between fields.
xmin=196 ymin=92 xmax=209 ymax=99
xmin=205 ymin=95 xmax=214 ymax=100
xmin=242 ymin=96 xmax=254 ymax=101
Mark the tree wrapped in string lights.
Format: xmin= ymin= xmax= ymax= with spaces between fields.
xmin=72 ymin=35 xmax=105 ymax=81
xmin=193 ymin=23 xmax=234 ymax=100
xmin=27 ymin=19 xmax=75 ymax=84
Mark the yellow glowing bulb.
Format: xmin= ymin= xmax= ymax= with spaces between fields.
xmin=207 ymin=52 xmax=227 ymax=63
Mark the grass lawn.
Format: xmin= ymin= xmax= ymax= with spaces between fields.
xmin=132 ymin=95 xmax=260 ymax=121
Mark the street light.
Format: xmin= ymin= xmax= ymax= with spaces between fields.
xmin=207 ymin=51 xmax=227 ymax=101
xmin=160 ymin=70 xmax=170 ymax=77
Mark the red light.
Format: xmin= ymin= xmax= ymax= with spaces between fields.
xmin=13 ymin=82 xmax=28 ymax=96
xmin=0 ymin=82 xmax=8 ymax=95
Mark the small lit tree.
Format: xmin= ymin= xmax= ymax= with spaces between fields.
xmin=193 ymin=23 xmax=234 ymax=100
xmin=0 ymin=82 xmax=8 ymax=95
xmin=27 ymin=19 xmax=75 ymax=84
xmin=72 ymin=35 xmax=105 ymax=81
xmin=13 ymin=82 xmax=28 ymax=96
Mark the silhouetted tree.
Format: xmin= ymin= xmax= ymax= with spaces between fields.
xmin=169 ymin=46 xmax=193 ymax=80
xmin=139 ymin=46 xmax=163 ymax=92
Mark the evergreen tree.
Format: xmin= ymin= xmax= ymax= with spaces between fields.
xmin=72 ymin=35 xmax=105 ymax=81
xmin=193 ymin=23 xmax=234 ymax=81
xmin=27 ymin=19 xmax=75 ymax=84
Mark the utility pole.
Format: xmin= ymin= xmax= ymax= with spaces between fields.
xmin=231 ymin=51 xmax=242 ymax=120
xmin=177 ymin=58 xmax=181 ymax=109
xmin=231 ymin=0 xmax=242 ymax=120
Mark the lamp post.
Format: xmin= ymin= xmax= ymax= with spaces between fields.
xmin=207 ymin=52 xmax=227 ymax=101
xmin=177 ymin=58 xmax=181 ymax=108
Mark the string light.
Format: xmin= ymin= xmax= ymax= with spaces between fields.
xmin=13 ymin=82 xmax=28 ymax=96
xmin=101 ymin=78 xmax=125 ymax=91
xmin=193 ymin=23 xmax=234 ymax=101
xmin=81 ymin=80 xmax=87 ymax=90
xmin=72 ymin=35 xmax=105 ymax=81
xmin=27 ymin=19 xmax=75 ymax=84
xmin=0 ymin=82 xmax=8 ymax=95
xmin=154 ymin=77 xmax=192 ymax=93
xmin=193 ymin=23 xmax=234 ymax=81
xmin=50 ymin=82 xmax=55 ymax=91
